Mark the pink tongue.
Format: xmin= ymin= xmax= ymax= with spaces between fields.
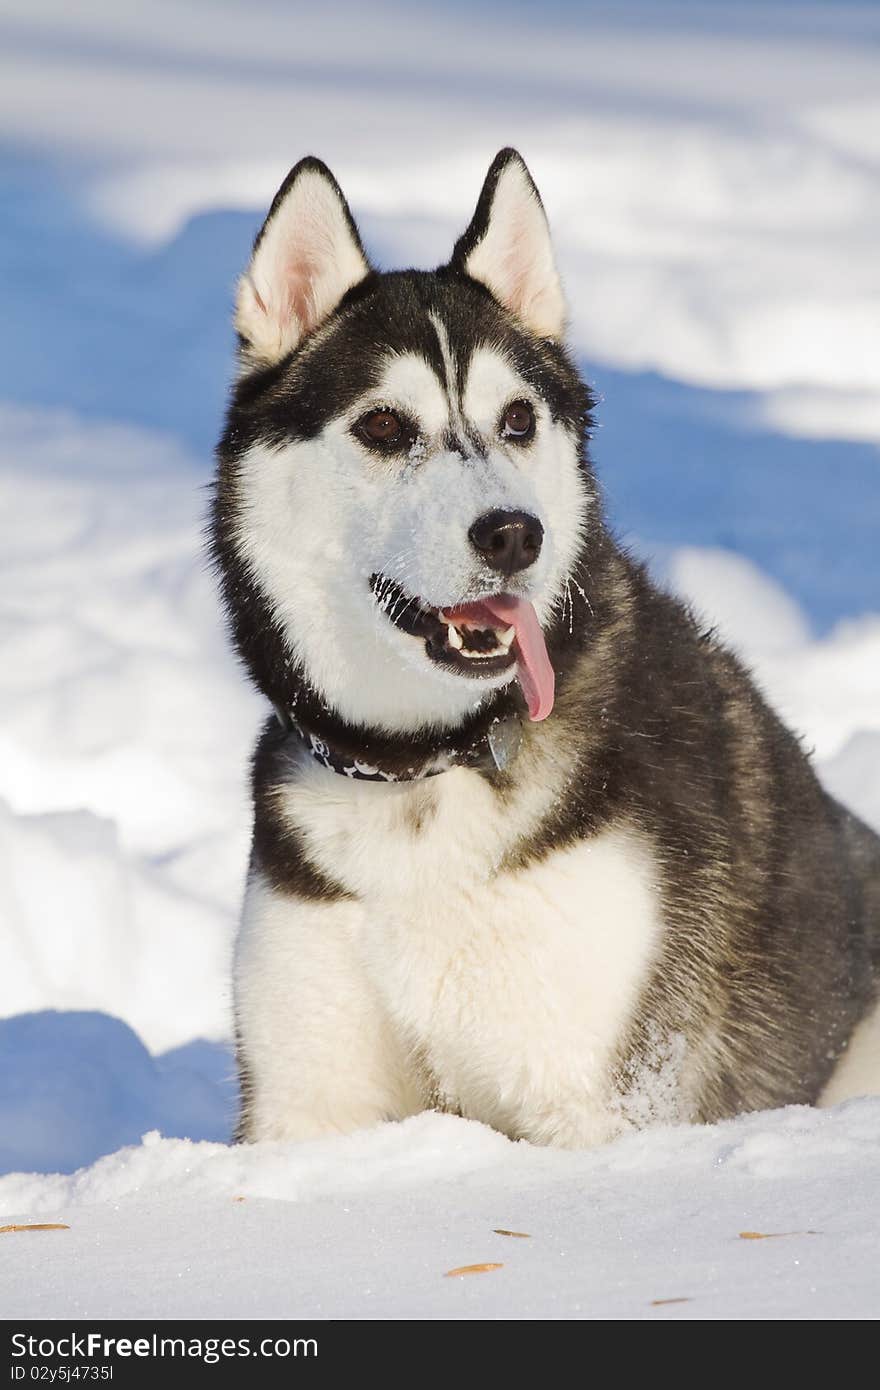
xmin=448 ymin=595 xmax=555 ymax=722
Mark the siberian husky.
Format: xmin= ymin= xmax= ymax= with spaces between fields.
xmin=213 ymin=150 xmax=880 ymax=1147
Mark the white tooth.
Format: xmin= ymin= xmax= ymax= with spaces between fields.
xmin=461 ymin=645 xmax=503 ymax=660
xmin=446 ymin=623 xmax=463 ymax=650
xmin=498 ymin=624 xmax=515 ymax=650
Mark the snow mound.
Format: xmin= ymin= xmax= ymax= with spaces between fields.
xmin=0 ymin=405 xmax=261 ymax=1051
xmin=0 ymin=1012 xmax=235 ymax=1175
xmin=0 ymin=405 xmax=260 ymax=861
xmin=0 ymin=802 xmax=233 ymax=1052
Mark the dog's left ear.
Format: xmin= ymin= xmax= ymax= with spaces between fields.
xmin=450 ymin=149 xmax=566 ymax=340
xmin=235 ymin=157 xmax=371 ymax=368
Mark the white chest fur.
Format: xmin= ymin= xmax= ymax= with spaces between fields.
xmin=243 ymin=759 xmax=664 ymax=1147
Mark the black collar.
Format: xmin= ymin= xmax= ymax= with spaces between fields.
xmin=273 ymin=703 xmax=524 ymax=783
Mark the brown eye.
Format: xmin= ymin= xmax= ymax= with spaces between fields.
xmin=501 ymin=400 xmax=535 ymax=441
xmin=357 ymin=409 xmax=403 ymax=446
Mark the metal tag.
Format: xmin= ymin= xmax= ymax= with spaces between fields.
xmin=487 ymin=715 xmax=523 ymax=772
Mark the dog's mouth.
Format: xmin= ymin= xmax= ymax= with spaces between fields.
xmin=370 ymin=576 xmax=555 ymax=721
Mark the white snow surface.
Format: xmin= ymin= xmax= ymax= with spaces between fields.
xmin=2 ymin=1104 xmax=879 ymax=1319
xmin=1 ymin=0 xmax=879 ymax=1321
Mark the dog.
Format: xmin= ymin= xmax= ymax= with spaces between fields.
xmin=212 ymin=149 xmax=880 ymax=1147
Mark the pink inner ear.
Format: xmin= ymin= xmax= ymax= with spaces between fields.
xmin=503 ymin=220 xmax=534 ymax=318
xmin=279 ymin=227 xmax=341 ymax=338
xmin=284 ymin=260 xmax=319 ymax=336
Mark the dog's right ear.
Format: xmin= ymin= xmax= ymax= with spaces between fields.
xmin=235 ymin=158 xmax=371 ymax=369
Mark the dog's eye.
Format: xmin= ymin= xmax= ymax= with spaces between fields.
xmin=357 ymin=409 xmax=404 ymax=447
xmin=501 ymin=400 xmax=535 ymax=441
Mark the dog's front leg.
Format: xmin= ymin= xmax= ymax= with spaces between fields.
xmin=233 ymin=873 xmax=420 ymax=1142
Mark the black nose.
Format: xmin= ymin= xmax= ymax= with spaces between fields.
xmin=468 ymin=509 xmax=543 ymax=575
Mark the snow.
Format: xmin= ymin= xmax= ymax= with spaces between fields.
xmin=0 ymin=1013 xmax=233 ymax=1176
xmin=1 ymin=1104 xmax=879 ymax=1319
xmin=0 ymin=406 xmax=259 ymax=1051
xmin=0 ymin=0 xmax=878 ymax=1321
xmin=3 ymin=2 xmax=880 ymax=445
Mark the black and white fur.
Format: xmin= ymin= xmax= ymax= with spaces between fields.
xmin=213 ymin=150 xmax=880 ymax=1146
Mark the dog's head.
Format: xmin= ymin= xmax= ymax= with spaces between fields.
xmin=214 ymin=150 xmax=599 ymax=735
